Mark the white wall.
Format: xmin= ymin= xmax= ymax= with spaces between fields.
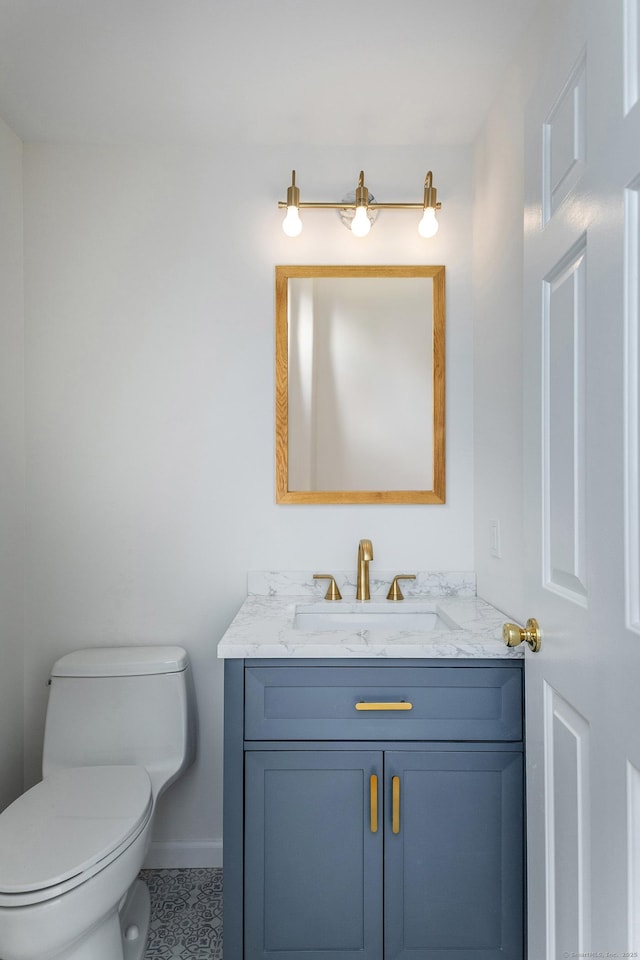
xmin=472 ymin=68 xmax=526 ymax=620
xmin=23 ymin=143 xmax=475 ymax=863
xmin=0 ymin=116 xmax=25 ymax=812
xmin=472 ymin=0 xmax=573 ymax=621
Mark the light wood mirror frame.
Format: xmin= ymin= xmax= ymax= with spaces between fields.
xmin=275 ymin=264 xmax=446 ymax=504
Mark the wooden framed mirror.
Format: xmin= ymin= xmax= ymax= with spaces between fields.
xmin=275 ymin=264 xmax=445 ymax=504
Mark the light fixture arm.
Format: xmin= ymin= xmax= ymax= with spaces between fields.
xmin=286 ymin=169 xmax=300 ymax=209
xmin=423 ymin=170 xmax=441 ymax=211
xmin=354 ymin=170 xmax=369 ymax=209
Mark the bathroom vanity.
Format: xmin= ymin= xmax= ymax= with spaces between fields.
xmin=219 ymin=573 xmax=525 ymax=960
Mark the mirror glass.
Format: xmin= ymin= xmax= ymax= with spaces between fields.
xmin=275 ymin=265 xmax=445 ymax=504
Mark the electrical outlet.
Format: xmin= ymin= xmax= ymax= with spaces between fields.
xmin=490 ymin=519 xmax=502 ymax=559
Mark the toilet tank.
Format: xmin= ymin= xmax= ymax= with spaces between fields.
xmin=42 ymin=646 xmax=197 ymax=797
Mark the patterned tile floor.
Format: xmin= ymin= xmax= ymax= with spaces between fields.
xmin=141 ymin=868 xmax=223 ymax=960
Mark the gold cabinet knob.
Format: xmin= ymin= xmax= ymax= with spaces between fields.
xmin=502 ymin=618 xmax=542 ymax=653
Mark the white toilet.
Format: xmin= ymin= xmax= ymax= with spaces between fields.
xmin=0 ymin=645 xmax=196 ymax=960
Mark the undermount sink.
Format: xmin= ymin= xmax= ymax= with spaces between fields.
xmin=293 ymin=602 xmax=456 ymax=632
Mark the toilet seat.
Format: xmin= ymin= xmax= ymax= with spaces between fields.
xmin=0 ymin=765 xmax=152 ymax=907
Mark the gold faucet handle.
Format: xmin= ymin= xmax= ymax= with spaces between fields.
xmin=386 ymin=575 xmax=416 ymax=601
xmin=313 ymin=574 xmax=343 ymax=601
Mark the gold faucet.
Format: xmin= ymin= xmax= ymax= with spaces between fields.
xmin=356 ymin=539 xmax=374 ymax=600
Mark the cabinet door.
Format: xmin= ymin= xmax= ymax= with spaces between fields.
xmin=245 ymin=750 xmax=383 ymax=960
xmin=384 ymin=751 xmax=523 ymax=960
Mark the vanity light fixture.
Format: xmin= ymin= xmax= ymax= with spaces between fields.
xmin=279 ymin=169 xmax=442 ymax=239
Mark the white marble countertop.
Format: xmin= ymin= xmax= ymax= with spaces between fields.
xmin=217 ymin=572 xmax=522 ymax=660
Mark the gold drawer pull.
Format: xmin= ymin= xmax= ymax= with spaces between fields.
xmin=355 ymin=701 xmax=413 ymax=711
xmin=370 ymin=774 xmax=378 ymax=833
xmin=392 ymin=776 xmax=401 ymax=834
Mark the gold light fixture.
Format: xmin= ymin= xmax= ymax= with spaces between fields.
xmin=278 ymin=169 xmax=442 ymax=239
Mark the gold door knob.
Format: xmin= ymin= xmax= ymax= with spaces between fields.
xmin=502 ymin=618 xmax=541 ymax=653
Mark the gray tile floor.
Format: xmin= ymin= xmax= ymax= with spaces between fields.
xmin=141 ymin=868 xmax=223 ymax=960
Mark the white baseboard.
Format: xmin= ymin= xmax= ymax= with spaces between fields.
xmin=143 ymin=839 xmax=222 ymax=869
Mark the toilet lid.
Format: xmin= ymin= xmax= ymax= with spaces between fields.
xmin=0 ymin=766 xmax=152 ymax=894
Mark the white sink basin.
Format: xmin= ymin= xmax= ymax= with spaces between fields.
xmin=293 ymin=602 xmax=456 ymax=632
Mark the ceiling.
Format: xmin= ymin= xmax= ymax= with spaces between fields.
xmin=0 ymin=0 xmax=540 ymax=145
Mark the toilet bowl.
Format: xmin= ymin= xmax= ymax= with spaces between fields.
xmin=0 ymin=646 xmax=196 ymax=960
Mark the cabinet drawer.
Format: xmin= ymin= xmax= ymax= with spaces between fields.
xmin=244 ymin=664 xmax=522 ymax=741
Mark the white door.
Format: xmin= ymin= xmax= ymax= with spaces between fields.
xmin=523 ymin=0 xmax=640 ymax=955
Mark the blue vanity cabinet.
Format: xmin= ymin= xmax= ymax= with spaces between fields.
xmin=223 ymin=659 xmax=524 ymax=960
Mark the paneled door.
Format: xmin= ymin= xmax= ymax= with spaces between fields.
xmin=523 ymin=0 xmax=640 ymax=955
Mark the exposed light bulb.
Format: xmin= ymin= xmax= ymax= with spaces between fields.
xmin=282 ymin=205 xmax=303 ymax=237
xmin=351 ymin=205 xmax=371 ymax=238
xmin=418 ymin=206 xmax=439 ymax=239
